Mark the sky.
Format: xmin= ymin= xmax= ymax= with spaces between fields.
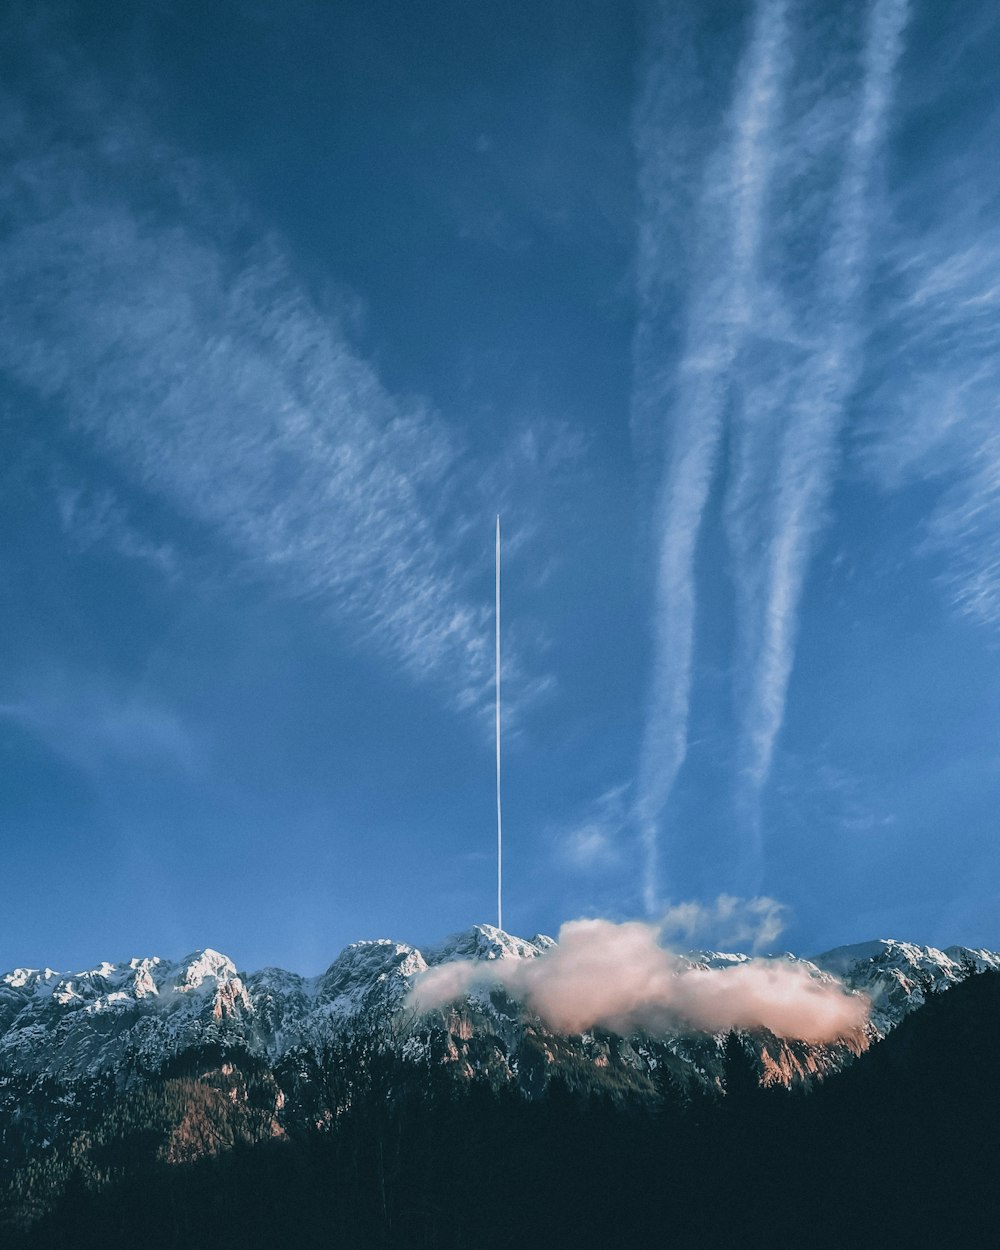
xmin=2 ymin=0 xmax=999 ymax=975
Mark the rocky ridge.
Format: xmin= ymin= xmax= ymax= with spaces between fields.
xmin=1 ymin=927 xmax=996 ymax=1092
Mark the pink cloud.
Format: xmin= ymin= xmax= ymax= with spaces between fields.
xmin=408 ymin=918 xmax=869 ymax=1044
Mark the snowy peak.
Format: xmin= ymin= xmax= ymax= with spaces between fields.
xmin=246 ymin=965 xmax=312 ymax=996
xmin=424 ymin=924 xmax=548 ymax=965
xmin=0 ymin=948 xmax=254 ymax=1077
xmin=317 ymin=940 xmax=426 ymax=1007
xmin=688 ymin=950 xmax=754 ymax=969
xmin=813 ymin=938 xmax=1000 ymax=981
xmin=943 ymin=945 xmax=1000 ymax=974
xmin=2 ymin=967 xmax=59 ymax=991
xmin=168 ymin=949 xmax=252 ymax=1021
xmin=811 ymin=938 xmax=1000 ymax=1034
xmin=173 ymin=948 xmax=240 ymax=992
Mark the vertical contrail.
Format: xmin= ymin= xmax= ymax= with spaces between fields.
xmin=635 ymin=0 xmax=790 ymax=914
xmin=496 ymin=513 xmax=503 ymax=932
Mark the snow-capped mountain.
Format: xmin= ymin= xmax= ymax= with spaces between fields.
xmin=0 ymin=927 xmax=555 ymax=1082
xmin=0 ymin=927 xmax=996 ymax=1088
xmin=812 ymin=938 xmax=1000 ymax=1035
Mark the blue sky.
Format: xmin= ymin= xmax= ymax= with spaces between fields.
xmin=2 ymin=0 xmax=999 ymax=974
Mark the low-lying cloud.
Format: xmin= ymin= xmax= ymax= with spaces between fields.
xmin=408 ymin=919 xmax=868 ymax=1045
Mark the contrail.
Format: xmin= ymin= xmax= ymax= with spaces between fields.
xmin=735 ymin=0 xmax=910 ymax=844
xmin=496 ymin=513 xmax=503 ymax=932
xmin=635 ymin=0 xmax=791 ymax=914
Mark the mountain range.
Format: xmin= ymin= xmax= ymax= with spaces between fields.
xmin=3 ymin=925 xmax=1000 ymax=1249
xmin=2 ymin=925 xmax=997 ymax=1090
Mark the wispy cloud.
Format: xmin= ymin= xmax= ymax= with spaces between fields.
xmin=0 ymin=687 xmax=197 ymax=777
xmin=862 ymin=222 xmax=1000 ymax=629
xmin=775 ymin=751 xmax=896 ymax=838
xmin=0 ymin=91 xmax=518 ymax=720
xmin=0 ymin=208 xmax=490 ymax=710
xmin=56 ymin=482 xmax=178 ymax=577
xmin=553 ymin=783 xmax=631 ymax=871
xmin=634 ymin=0 xmax=792 ymax=912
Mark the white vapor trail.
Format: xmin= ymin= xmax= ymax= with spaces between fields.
xmin=635 ymin=0 xmax=791 ymax=913
xmin=635 ymin=0 xmax=911 ymax=905
xmin=736 ymin=0 xmax=910 ymax=828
